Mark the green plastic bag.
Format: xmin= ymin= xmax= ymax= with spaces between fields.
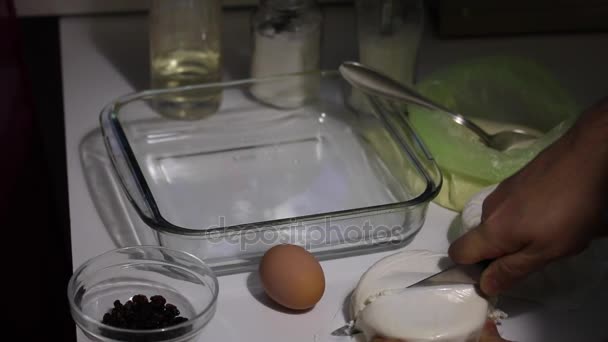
xmin=408 ymin=56 xmax=579 ymax=211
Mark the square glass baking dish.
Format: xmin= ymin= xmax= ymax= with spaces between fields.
xmin=101 ymin=71 xmax=442 ymax=275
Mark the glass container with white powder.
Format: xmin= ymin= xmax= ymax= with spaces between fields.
xmin=250 ymin=0 xmax=322 ymax=108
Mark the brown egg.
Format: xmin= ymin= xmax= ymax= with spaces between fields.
xmin=259 ymin=244 xmax=325 ymax=310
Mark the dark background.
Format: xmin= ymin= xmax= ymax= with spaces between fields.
xmin=2 ymin=2 xmax=73 ymax=340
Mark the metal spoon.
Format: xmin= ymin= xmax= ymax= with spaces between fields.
xmin=339 ymin=61 xmax=540 ymax=151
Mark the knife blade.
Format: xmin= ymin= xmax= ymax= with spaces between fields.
xmin=330 ymin=261 xmax=491 ymax=336
xmin=406 ymin=260 xmax=490 ymax=289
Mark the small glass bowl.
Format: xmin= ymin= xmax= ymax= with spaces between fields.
xmin=68 ymin=246 xmax=218 ymax=342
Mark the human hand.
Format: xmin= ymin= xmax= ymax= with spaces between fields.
xmin=371 ymin=320 xmax=510 ymax=342
xmin=449 ymin=98 xmax=608 ymax=296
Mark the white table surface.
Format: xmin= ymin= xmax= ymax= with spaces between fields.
xmin=61 ymin=8 xmax=608 ymax=342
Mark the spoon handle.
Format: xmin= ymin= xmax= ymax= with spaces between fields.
xmin=339 ymin=61 xmax=492 ymax=145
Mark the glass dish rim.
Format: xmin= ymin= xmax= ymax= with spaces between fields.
xmin=67 ymin=245 xmax=219 ymax=336
xmin=99 ymin=70 xmax=442 ymax=237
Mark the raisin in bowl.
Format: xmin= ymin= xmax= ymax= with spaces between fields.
xmin=68 ymin=246 xmax=218 ymax=342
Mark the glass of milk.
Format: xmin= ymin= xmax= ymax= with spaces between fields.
xmin=350 ymin=0 xmax=424 ymax=111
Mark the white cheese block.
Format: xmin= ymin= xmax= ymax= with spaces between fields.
xmin=350 ymin=250 xmax=490 ymax=342
xmin=350 ymin=250 xmax=451 ymax=320
xmin=356 ymin=285 xmax=488 ymax=342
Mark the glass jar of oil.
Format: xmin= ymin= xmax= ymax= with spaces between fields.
xmin=149 ymin=0 xmax=223 ymax=120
